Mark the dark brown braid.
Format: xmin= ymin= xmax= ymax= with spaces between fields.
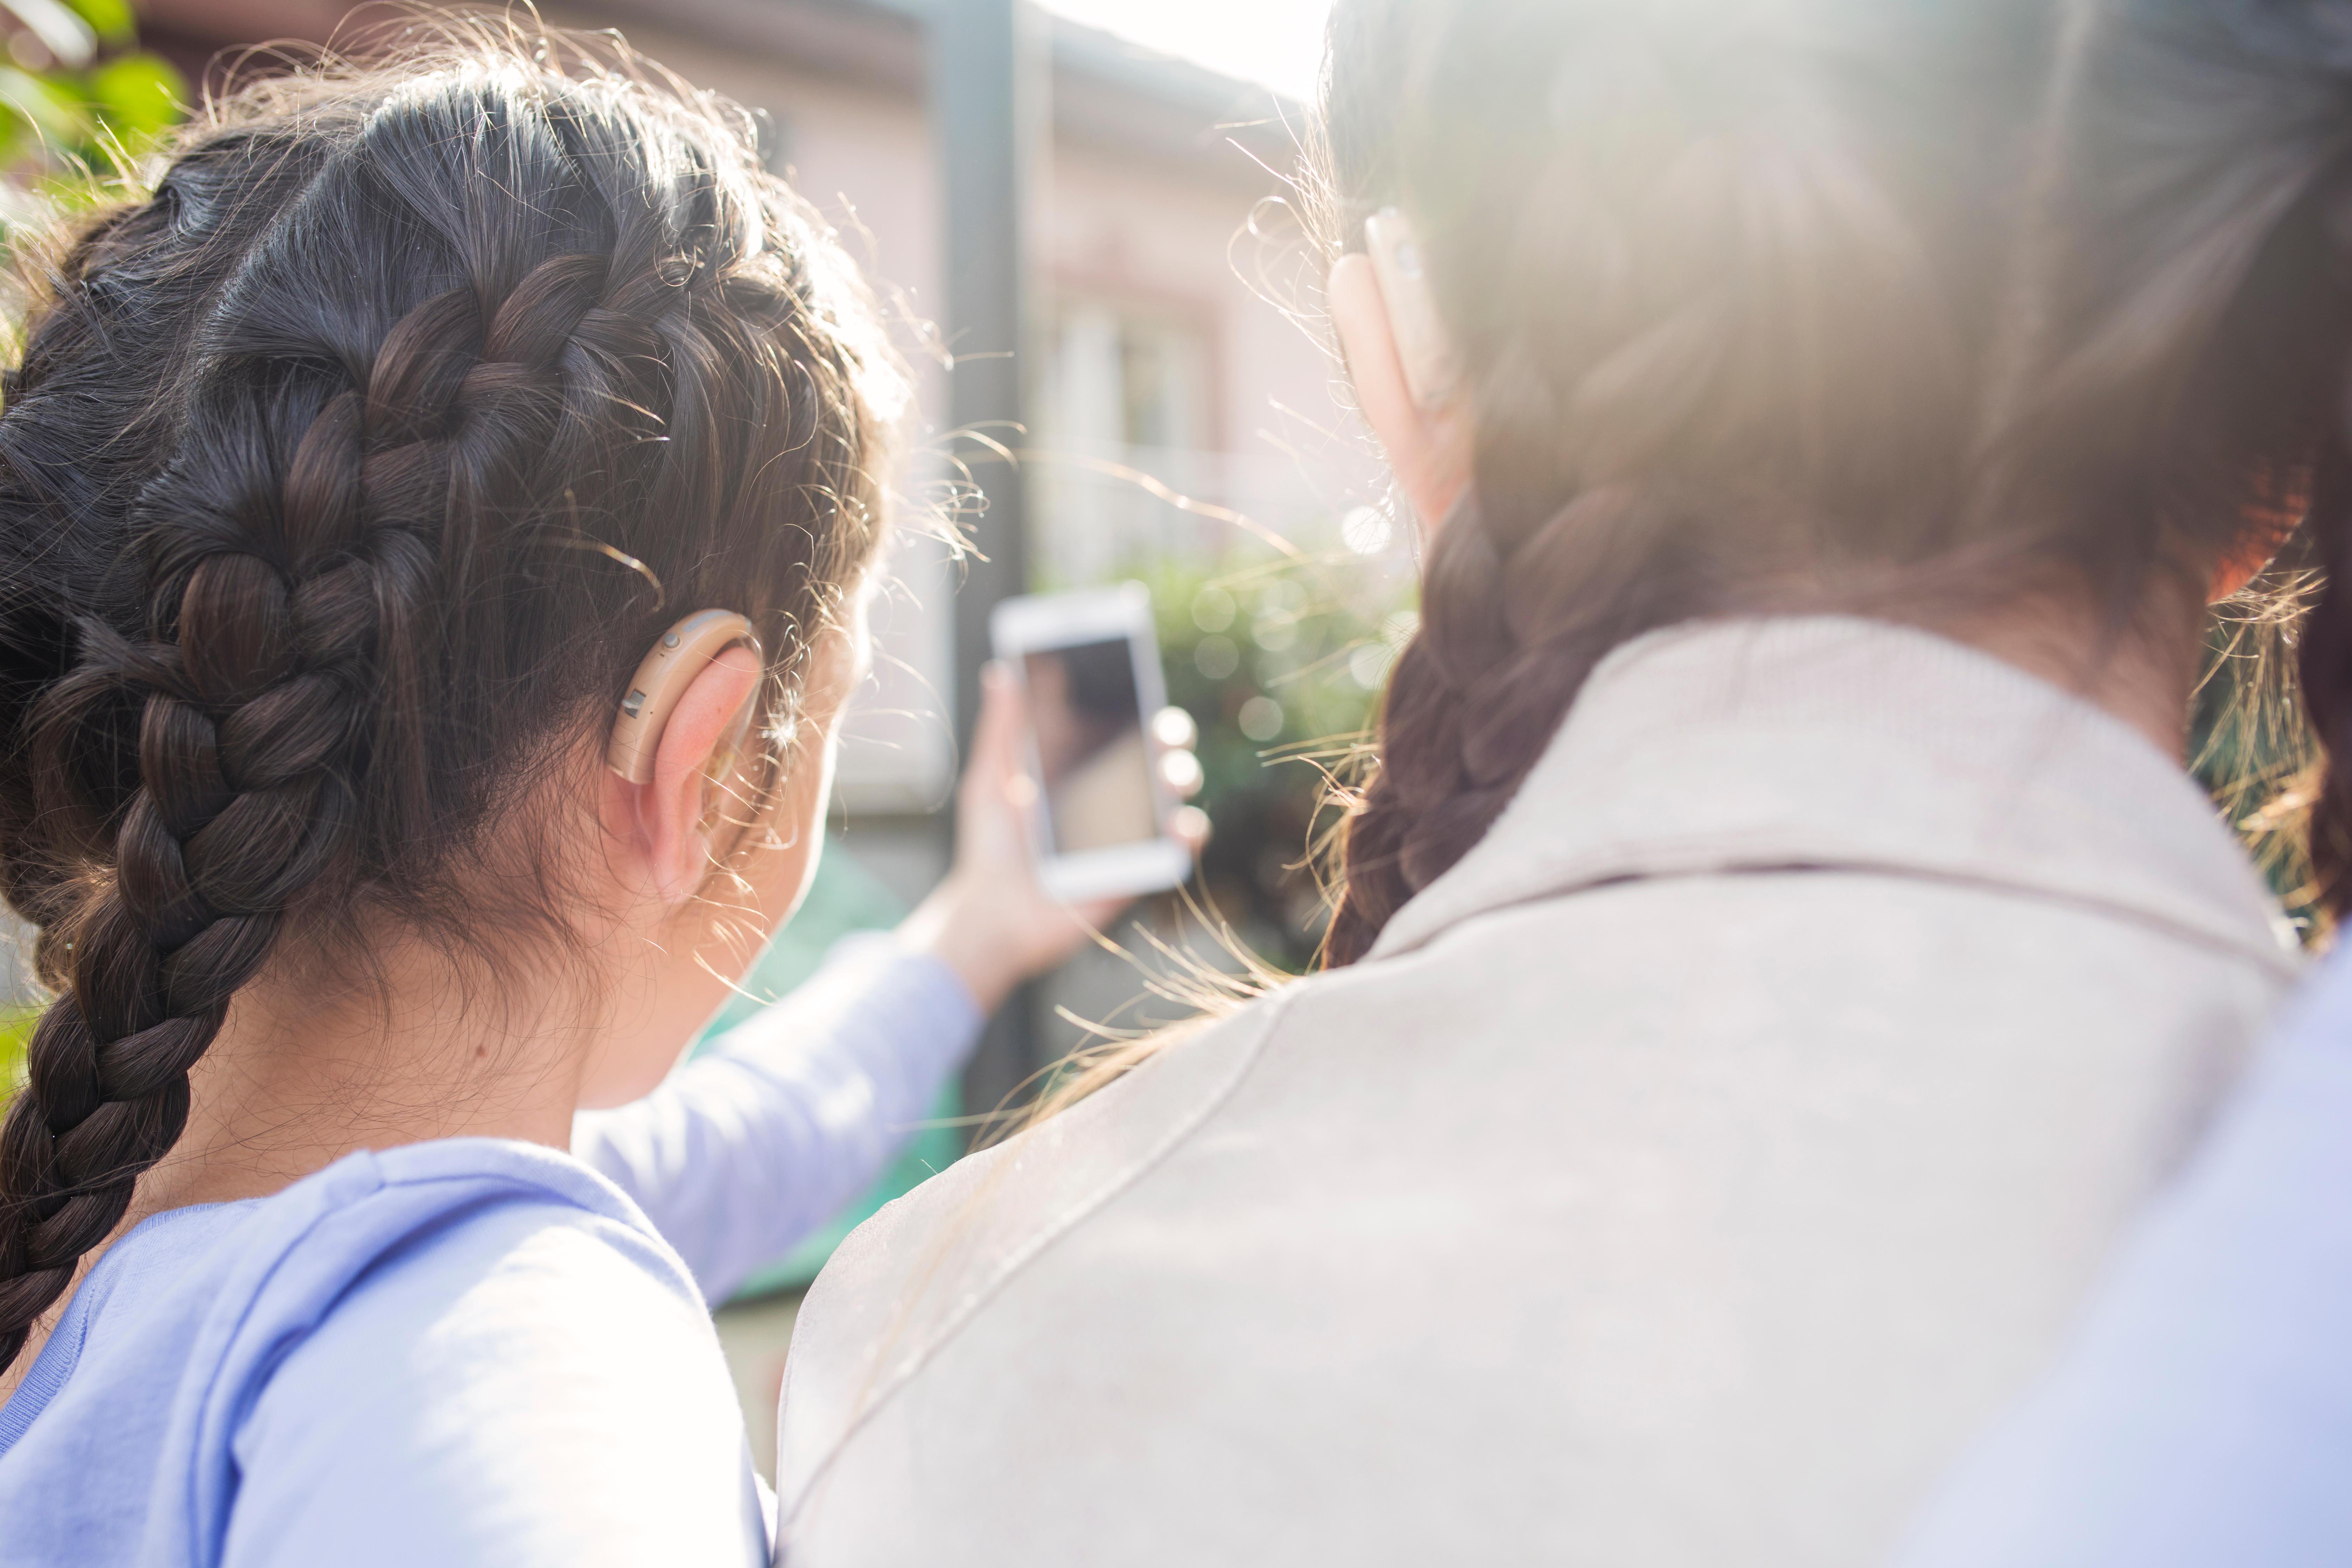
xmin=0 ymin=35 xmax=899 ymax=1369
xmin=1345 ymin=487 xmax=1807 ymax=952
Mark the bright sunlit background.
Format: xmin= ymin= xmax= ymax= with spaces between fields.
xmin=1036 ymin=0 xmax=1332 ymax=100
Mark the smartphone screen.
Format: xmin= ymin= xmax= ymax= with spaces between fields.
xmin=1023 ymin=636 xmax=1157 ymax=854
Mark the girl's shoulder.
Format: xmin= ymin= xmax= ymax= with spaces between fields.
xmin=219 ymin=1136 xmax=695 ymax=1327
xmin=0 ymin=1138 xmax=764 ymax=1568
xmin=216 ymin=1140 xmax=765 ymax=1567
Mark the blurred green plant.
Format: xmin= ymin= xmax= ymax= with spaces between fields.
xmin=0 ymin=1005 xmax=28 ymax=1106
xmin=2192 ymin=588 xmax=2322 ymax=938
xmin=0 ymin=0 xmax=180 ymax=222
xmin=1113 ymin=516 xmax=1418 ymax=971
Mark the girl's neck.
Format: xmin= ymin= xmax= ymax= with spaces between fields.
xmin=127 ymin=939 xmax=607 ymax=1222
xmin=0 ymin=937 xmax=611 ymax=1407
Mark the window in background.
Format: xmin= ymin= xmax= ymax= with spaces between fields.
xmin=1040 ymin=298 xmax=1215 ymax=584
xmin=1115 ymin=314 xmax=1205 ymax=451
xmin=757 ymin=109 xmax=795 ymax=178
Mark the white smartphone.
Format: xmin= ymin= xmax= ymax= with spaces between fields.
xmin=991 ymin=582 xmax=1191 ymax=904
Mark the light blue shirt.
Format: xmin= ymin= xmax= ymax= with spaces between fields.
xmin=1893 ymin=939 xmax=2352 ymax=1567
xmin=0 ymin=934 xmax=980 ymax=1568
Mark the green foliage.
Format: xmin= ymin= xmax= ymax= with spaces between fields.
xmin=0 ymin=0 xmax=181 ymax=214
xmin=1122 ymin=534 xmax=1418 ymax=971
xmin=2192 ymin=607 xmax=2319 ymax=936
xmin=0 ymin=1006 xmax=28 ymax=1107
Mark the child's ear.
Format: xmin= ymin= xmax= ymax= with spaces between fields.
xmin=607 ymin=644 xmax=762 ymax=906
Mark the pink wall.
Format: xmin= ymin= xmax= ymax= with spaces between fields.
xmin=570 ymin=13 xmax=1377 ymax=809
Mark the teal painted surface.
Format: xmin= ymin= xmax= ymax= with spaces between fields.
xmin=694 ymin=839 xmax=963 ymax=1300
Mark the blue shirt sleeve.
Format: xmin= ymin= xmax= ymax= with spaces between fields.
xmin=1890 ymin=943 xmax=2352 ymax=1568
xmin=571 ymin=933 xmax=984 ymax=1304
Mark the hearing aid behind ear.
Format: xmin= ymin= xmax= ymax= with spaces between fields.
xmin=1364 ymin=206 xmax=1462 ymax=411
xmin=606 ymin=609 xmax=762 ymax=786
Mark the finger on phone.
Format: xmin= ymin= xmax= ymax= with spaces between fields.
xmin=1171 ymin=804 xmax=1211 ymax=855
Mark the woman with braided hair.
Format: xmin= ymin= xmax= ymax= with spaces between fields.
xmin=768 ymin=0 xmax=2342 ymax=1563
xmin=0 ymin=28 xmax=1129 ymax=1568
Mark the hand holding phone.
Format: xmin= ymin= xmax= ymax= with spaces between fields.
xmin=897 ymin=644 xmax=1204 ymax=1011
xmin=990 ymin=584 xmax=1194 ymax=903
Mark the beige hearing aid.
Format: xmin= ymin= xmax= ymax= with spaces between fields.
xmin=606 ymin=609 xmax=763 ymax=785
xmin=1364 ymin=206 xmax=1462 ymax=411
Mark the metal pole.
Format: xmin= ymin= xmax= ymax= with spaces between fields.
xmin=932 ymin=0 xmax=1042 ymax=1135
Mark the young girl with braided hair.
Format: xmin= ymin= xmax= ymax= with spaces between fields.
xmin=769 ymin=0 xmax=2339 ymax=1563
xmin=0 ymin=31 xmax=1120 ymax=1567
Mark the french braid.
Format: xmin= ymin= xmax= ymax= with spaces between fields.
xmin=0 ymin=37 xmax=897 ymax=1369
xmin=1325 ymin=489 xmax=1733 ymax=961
